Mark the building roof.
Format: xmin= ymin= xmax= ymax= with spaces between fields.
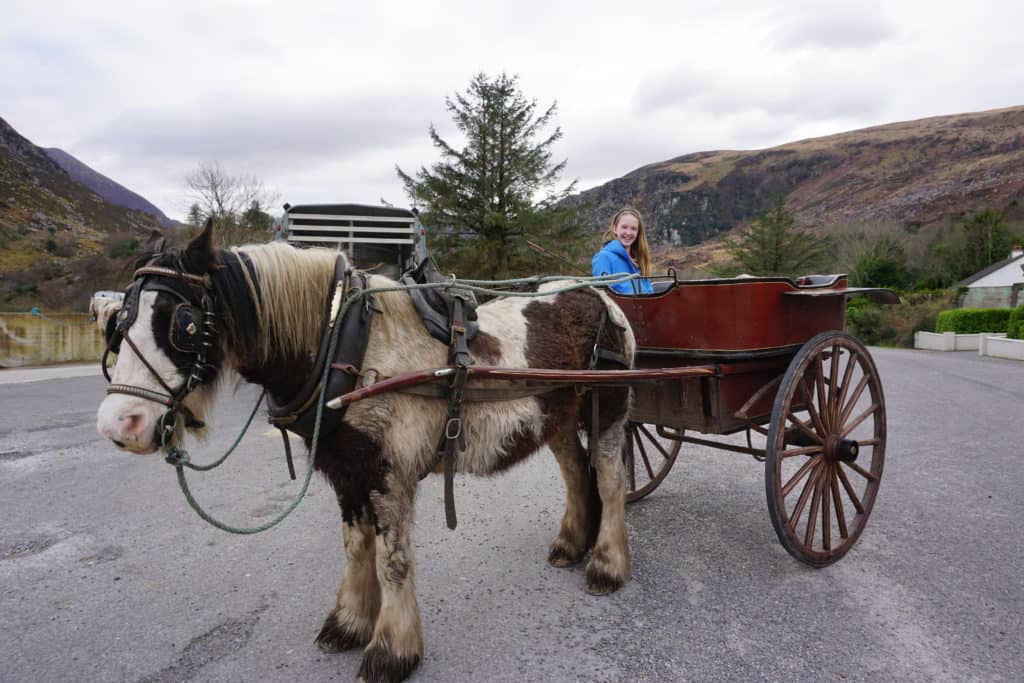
xmin=959 ymin=253 xmax=1024 ymax=287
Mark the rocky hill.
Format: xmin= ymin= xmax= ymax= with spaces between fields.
xmin=573 ymin=105 xmax=1024 ymax=253
xmin=44 ymin=147 xmax=174 ymax=227
xmin=0 ymin=115 xmax=164 ymax=310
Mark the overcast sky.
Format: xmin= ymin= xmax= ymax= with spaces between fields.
xmin=3 ymin=0 xmax=1022 ymax=221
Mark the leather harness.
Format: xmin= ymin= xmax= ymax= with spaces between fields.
xmin=266 ymin=257 xmax=376 ymax=463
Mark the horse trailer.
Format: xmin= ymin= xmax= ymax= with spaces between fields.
xmin=275 ymin=203 xmax=428 ymax=278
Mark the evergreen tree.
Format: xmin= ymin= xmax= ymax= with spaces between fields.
xmin=959 ymin=208 xmax=1012 ymax=278
xmin=186 ymin=203 xmax=204 ymax=227
xmin=398 ymin=73 xmax=584 ymax=279
xmin=720 ymin=202 xmax=829 ymax=278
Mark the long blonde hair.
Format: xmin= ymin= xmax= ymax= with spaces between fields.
xmin=601 ymin=207 xmax=651 ymax=276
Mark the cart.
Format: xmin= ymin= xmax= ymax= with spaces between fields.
xmin=609 ymin=273 xmax=899 ymax=566
xmin=331 ymin=272 xmax=899 ymax=567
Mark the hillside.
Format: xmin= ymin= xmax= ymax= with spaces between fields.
xmin=44 ymin=147 xmax=174 ymax=227
xmin=573 ymin=106 xmax=1024 ymax=270
xmin=0 ymin=115 xmax=164 ymax=310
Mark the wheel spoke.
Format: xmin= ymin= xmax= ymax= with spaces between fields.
xmin=815 ymin=355 xmax=829 ymax=432
xmin=780 ymin=445 xmax=824 ymax=458
xmin=830 ymin=472 xmax=849 ymax=539
xmin=637 ymin=423 xmax=671 ymax=460
xmin=622 ymin=422 xmax=681 ymax=503
xmin=798 ymin=377 xmax=827 ymax=437
xmin=836 ymin=464 xmax=865 ymax=514
xmin=833 ymin=351 xmax=859 ymax=429
xmin=782 ymin=454 xmax=821 ymax=498
xmin=838 ymin=374 xmax=870 ymax=427
xmin=843 ymin=460 xmax=878 ymax=483
xmin=821 ymin=465 xmax=832 ymax=551
xmin=827 ymin=343 xmax=841 ymax=426
xmin=804 ymin=468 xmax=824 ymax=548
xmin=789 ymin=462 xmax=822 ymax=526
xmin=787 ymin=411 xmax=822 ymax=444
xmin=840 ymin=403 xmax=880 ymax=438
xmin=857 ymin=438 xmax=881 ymax=447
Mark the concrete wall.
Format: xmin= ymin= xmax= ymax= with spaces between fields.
xmin=0 ymin=314 xmax=105 ymax=368
xmin=915 ymin=331 xmax=982 ymax=351
xmin=980 ymin=334 xmax=1024 ymax=361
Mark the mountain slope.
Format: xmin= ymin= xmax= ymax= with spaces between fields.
xmin=574 ymin=105 xmax=1024 ymax=248
xmin=44 ymin=147 xmax=173 ymax=226
xmin=0 ymin=115 xmax=163 ymax=310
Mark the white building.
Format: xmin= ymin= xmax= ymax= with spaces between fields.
xmin=960 ymin=246 xmax=1024 ymax=308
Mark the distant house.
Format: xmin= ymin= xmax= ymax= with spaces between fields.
xmin=959 ymin=246 xmax=1024 ymax=308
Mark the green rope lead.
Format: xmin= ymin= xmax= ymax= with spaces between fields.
xmin=168 ymin=289 xmax=351 ymax=534
xmin=167 ymin=389 xmax=266 ymax=472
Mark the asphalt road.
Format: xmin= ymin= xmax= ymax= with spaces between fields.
xmin=1 ymin=348 xmax=1021 ymax=682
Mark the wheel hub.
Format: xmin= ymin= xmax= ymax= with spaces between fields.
xmin=826 ymin=435 xmax=859 ymax=462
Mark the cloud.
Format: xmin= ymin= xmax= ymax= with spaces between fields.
xmin=633 ymin=63 xmax=882 ymax=123
xmin=772 ymin=15 xmax=896 ymax=51
xmin=84 ymin=92 xmax=442 ymax=171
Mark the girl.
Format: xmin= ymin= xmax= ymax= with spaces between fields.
xmin=591 ymin=207 xmax=654 ymax=294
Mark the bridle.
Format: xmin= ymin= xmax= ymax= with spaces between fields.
xmin=103 ymin=256 xmax=218 ymax=447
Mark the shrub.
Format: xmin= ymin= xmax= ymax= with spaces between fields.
xmin=109 ymin=238 xmax=139 ymax=259
xmin=846 ymin=290 xmax=955 ymax=347
xmin=935 ymin=307 xmax=1013 ymax=334
xmin=44 ymin=238 xmax=58 ymax=253
xmin=1007 ymin=305 xmax=1024 ymax=340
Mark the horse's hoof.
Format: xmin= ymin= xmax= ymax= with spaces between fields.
xmin=584 ymin=549 xmax=627 ymax=595
xmin=357 ymin=645 xmax=421 ymax=683
xmin=315 ymin=616 xmax=370 ymax=653
xmin=547 ymin=539 xmax=584 ymax=567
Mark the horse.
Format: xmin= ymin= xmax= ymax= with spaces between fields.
xmin=88 ymin=293 xmax=123 ymax=334
xmin=95 ymin=222 xmax=636 ymax=683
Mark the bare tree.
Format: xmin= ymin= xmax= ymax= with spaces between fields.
xmin=185 ymin=161 xmax=279 ymax=245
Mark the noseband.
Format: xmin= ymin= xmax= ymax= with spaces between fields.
xmin=103 ymin=259 xmax=217 ymax=445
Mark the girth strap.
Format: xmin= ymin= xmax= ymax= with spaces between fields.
xmin=428 ymin=294 xmax=472 ymax=530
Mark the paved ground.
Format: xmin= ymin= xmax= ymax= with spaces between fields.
xmin=1 ymin=348 xmax=1021 ymax=682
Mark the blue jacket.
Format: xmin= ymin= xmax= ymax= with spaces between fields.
xmin=592 ymin=240 xmax=653 ymax=294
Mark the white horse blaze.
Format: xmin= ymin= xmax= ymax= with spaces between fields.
xmin=96 ymin=291 xmax=185 ymax=453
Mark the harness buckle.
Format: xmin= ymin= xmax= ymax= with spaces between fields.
xmin=445 ymin=417 xmax=463 ymax=440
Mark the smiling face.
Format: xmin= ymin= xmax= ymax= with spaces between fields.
xmin=613 ymin=212 xmax=640 ymax=251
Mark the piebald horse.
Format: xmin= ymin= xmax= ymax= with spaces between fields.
xmin=95 ymin=223 xmax=635 ymax=682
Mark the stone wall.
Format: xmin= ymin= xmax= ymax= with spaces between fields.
xmin=0 ymin=314 xmax=105 ymax=368
xmin=961 ymin=286 xmax=1014 ymax=309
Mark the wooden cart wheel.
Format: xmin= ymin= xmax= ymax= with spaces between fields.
xmin=622 ymin=422 xmax=682 ymax=503
xmin=765 ymin=331 xmax=886 ymax=567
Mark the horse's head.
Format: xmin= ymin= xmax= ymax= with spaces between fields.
xmin=96 ymin=221 xmax=223 ymax=453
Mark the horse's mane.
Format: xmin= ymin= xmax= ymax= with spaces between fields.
xmin=233 ymin=242 xmax=339 ymax=362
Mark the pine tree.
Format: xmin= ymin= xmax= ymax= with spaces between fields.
xmin=959 ymin=208 xmax=1011 ymax=278
xmin=397 ymin=73 xmax=584 ymax=279
xmin=720 ymin=202 xmax=830 ymax=278
xmin=186 ymin=203 xmax=204 ymax=227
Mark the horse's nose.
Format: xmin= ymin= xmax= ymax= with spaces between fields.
xmin=119 ymin=413 xmax=149 ymax=439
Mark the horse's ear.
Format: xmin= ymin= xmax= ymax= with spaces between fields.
xmin=144 ymin=228 xmax=165 ymax=251
xmin=184 ymin=218 xmax=216 ymax=273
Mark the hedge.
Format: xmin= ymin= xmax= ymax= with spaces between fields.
xmin=935 ymin=307 xmax=1013 ymax=334
xmin=1008 ymin=305 xmax=1024 ymax=340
